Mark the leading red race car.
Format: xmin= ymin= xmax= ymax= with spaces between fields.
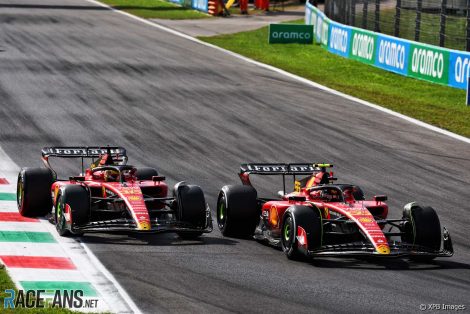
xmin=216 ymin=163 xmax=453 ymax=261
xmin=17 ymin=146 xmax=212 ymax=239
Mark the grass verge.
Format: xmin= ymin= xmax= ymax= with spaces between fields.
xmin=199 ymin=23 xmax=470 ymax=137
xmin=99 ymin=0 xmax=211 ymax=19
xmin=0 ymin=267 xmax=76 ymax=313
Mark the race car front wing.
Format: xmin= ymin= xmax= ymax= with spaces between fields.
xmin=306 ymin=227 xmax=453 ymax=258
xmin=72 ymin=206 xmax=213 ymax=234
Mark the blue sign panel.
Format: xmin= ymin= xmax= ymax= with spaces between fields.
xmin=449 ymin=51 xmax=470 ymax=90
xmin=192 ymin=0 xmax=208 ymax=12
xmin=374 ymin=34 xmax=410 ymax=76
xmin=327 ymin=22 xmax=351 ymax=58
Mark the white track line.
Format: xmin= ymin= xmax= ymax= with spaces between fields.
xmin=0 ymin=146 xmax=19 ymax=183
xmin=85 ymin=0 xmax=470 ymax=145
xmin=41 ymin=220 xmax=142 ymax=314
xmin=0 ymin=201 xmax=18 ymax=211
xmin=0 ymin=242 xmax=68 ymax=257
xmin=80 ymin=242 xmax=142 ymax=314
xmin=0 ymin=221 xmax=47 ymax=232
xmin=8 ymin=268 xmax=86 ymax=282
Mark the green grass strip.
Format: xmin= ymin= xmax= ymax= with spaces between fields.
xmin=20 ymin=282 xmax=98 ymax=297
xmin=200 ymin=22 xmax=470 ymax=137
xmin=0 ymin=193 xmax=16 ymax=201
xmin=0 ymin=231 xmax=56 ymax=243
xmin=99 ymin=0 xmax=211 ymax=20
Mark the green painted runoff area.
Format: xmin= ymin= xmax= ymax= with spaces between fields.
xmin=0 ymin=193 xmax=16 ymax=201
xmin=0 ymin=231 xmax=56 ymax=243
xmin=20 ymin=282 xmax=97 ymax=297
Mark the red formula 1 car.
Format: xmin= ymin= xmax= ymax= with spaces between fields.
xmin=216 ymin=163 xmax=453 ymax=261
xmin=17 ymin=146 xmax=212 ymax=239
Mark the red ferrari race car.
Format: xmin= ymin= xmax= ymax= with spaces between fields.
xmin=17 ymin=146 xmax=212 ymax=239
xmin=216 ymin=163 xmax=453 ymax=261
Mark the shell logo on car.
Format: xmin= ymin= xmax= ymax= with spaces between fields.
xmin=127 ymin=195 xmax=142 ymax=201
xmin=139 ymin=221 xmax=150 ymax=230
xmin=376 ymin=244 xmax=391 ymax=255
xmin=358 ymin=217 xmax=373 ymax=223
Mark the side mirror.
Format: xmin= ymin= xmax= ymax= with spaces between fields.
xmin=374 ymin=195 xmax=387 ymax=202
xmin=152 ymin=176 xmax=166 ymax=182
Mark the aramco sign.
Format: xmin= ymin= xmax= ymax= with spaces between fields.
xmin=269 ymin=24 xmax=314 ymax=44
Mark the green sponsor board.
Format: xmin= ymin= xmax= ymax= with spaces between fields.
xmin=269 ymin=24 xmax=314 ymax=44
xmin=349 ymin=28 xmax=377 ymax=64
xmin=408 ymin=43 xmax=449 ymax=84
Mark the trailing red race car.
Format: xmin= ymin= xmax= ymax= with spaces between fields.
xmin=216 ymin=163 xmax=453 ymax=261
xmin=17 ymin=146 xmax=212 ymax=239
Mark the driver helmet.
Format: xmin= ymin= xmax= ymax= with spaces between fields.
xmin=104 ymin=169 xmax=120 ymax=182
xmin=343 ymin=188 xmax=355 ymax=202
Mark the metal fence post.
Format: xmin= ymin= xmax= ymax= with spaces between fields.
xmin=395 ymin=0 xmax=401 ymax=37
xmin=374 ymin=0 xmax=381 ymax=32
xmin=467 ymin=0 xmax=470 ymax=51
xmin=415 ymin=0 xmax=422 ymax=42
xmin=439 ymin=0 xmax=447 ymax=47
xmin=363 ymin=0 xmax=369 ymax=29
xmin=351 ymin=0 xmax=356 ymax=27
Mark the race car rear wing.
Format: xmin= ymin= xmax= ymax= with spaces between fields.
xmin=239 ymin=163 xmax=333 ymax=194
xmin=240 ymin=163 xmax=332 ymax=175
xmin=41 ymin=146 xmax=127 ymax=178
xmin=42 ymin=146 xmax=127 ymax=158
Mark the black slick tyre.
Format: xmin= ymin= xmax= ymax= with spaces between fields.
xmin=216 ymin=185 xmax=258 ymax=238
xmin=174 ymin=182 xmax=207 ymax=240
xmin=281 ymin=205 xmax=323 ymax=260
xmin=17 ymin=168 xmax=54 ymax=217
xmin=55 ymin=185 xmax=90 ymax=237
xmin=402 ymin=203 xmax=441 ymax=262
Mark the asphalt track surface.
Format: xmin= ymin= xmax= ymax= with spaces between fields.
xmin=1 ymin=0 xmax=469 ymax=313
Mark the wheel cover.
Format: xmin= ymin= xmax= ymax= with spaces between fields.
xmin=284 ymin=220 xmax=291 ymax=242
xmin=17 ymin=180 xmax=23 ymax=208
xmin=219 ymin=202 xmax=225 ymax=221
xmin=56 ymin=199 xmax=66 ymax=231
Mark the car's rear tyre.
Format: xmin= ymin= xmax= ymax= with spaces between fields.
xmin=174 ymin=182 xmax=206 ymax=240
xmin=136 ymin=167 xmax=158 ymax=180
xmin=281 ymin=205 xmax=323 ymax=260
xmin=216 ymin=185 xmax=259 ymax=238
xmin=55 ymin=185 xmax=90 ymax=237
xmin=402 ymin=203 xmax=441 ymax=262
xmin=17 ymin=168 xmax=54 ymax=217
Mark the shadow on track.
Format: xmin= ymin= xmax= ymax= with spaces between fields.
xmin=308 ymin=258 xmax=470 ymax=271
xmin=80 ymin=233 xmax=239 ymax=246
